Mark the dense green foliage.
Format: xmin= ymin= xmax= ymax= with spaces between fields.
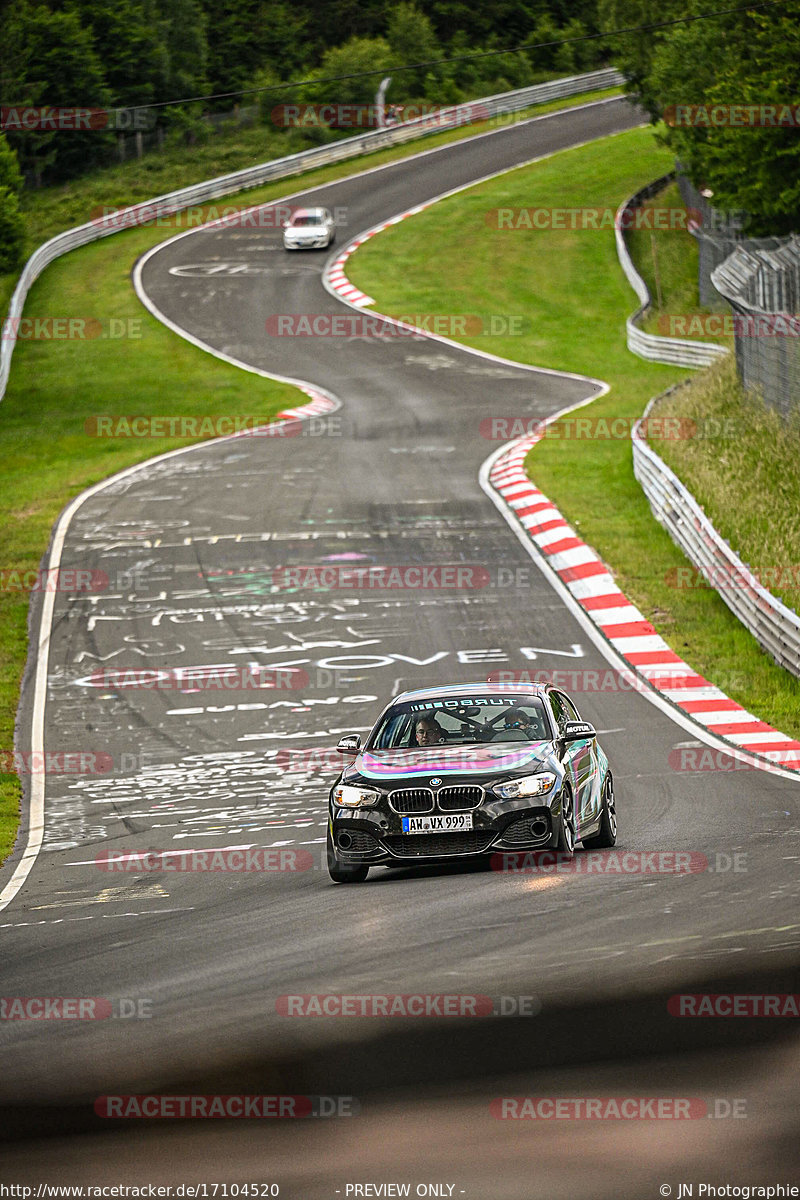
xmin=599 ymin=0 xmax=800 ymax=233
xmin=0 ymin=187 xmax=26 ymax=272
xmin=2 ymin=0 xmax=796 ymax=223
xmin=0 ymin=136 xmax=25 ymax=270
xmin=0 ymin=0 xmax=607 ymax=185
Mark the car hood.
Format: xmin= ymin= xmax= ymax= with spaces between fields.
xmin=348 ymin=741 xmax=554 ymax=784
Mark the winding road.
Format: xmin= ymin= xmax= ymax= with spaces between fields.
xmin=2 ymin=96 xmax=798 ymax=1192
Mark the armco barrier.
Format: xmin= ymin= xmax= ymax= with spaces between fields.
xmin=615 ymin=174 xmax=728 ymax=369
xmin=0 ymin=68 xmax=623 ymax=404
xmin=632 ymin=388 xmax=800 ymax=677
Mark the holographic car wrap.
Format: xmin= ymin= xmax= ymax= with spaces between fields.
xmin=357 ymin=742 xmax=551 ymax=779
xmin=326 ymin=681 xmax=616 ymax=881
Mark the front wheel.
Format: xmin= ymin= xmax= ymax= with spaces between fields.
xmin=582 ymin=774 xmax=617 ymax=849
xmin=327 ymin=826 xmax=369 ymax=883
xmin=554 ymin=785 xmax=576 ymax=857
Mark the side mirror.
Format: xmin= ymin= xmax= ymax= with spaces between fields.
xmin=562 ymin=721 xmax=596 ymax=742
xmin=336 ymin=734 xmax=362 ymax=755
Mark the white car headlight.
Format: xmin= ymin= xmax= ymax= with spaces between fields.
xmin=492 ymin=772 xmax=557 ymax=800
xmin=333 ymin=784 xmax=380 ymax=808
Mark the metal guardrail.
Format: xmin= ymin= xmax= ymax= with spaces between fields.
xmin=712 ymin=240 xmax=800 ymax=423
xmin=615 ymin=174 xmax=728 ymax=369
xmin=0 ymin=68 xmax=624 ymax=404
xmin=632 ymin=389 xmax=800 ymax=677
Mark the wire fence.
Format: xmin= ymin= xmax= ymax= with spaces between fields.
xmin=675 ymin=171 xmax=800 ymax=420
xmin=711 ymin=241 xmax=800 ymax=423
xmin=676 ymin=173 xmax=790 ymax=308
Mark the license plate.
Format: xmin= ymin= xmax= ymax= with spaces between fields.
xmin=401 ymin=813 xmax=474 ymax=834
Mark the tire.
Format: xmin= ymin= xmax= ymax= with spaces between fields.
xmin=554 ymin=784 xmax=576 ymax=857
xmin=327 ymin=826 xmax=369 ymax=883
xmin=581 ymin=774 xmax=617 ymax=849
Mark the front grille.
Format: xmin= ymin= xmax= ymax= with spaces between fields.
xmin=437 ymin=785 xmax=483 ymax=811
xmin=383 ymin=831 xmax=495 ymax=857
xmin=389 ymin=788 xmax=433 ymax=814
xmin=496 ymin=815 xmax=551 ymax=848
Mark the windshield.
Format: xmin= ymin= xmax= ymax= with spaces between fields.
xmin=368 ymin=695 xmax=551 ymax=750
xmin=291 ymin=214 xmax=324 ymax=226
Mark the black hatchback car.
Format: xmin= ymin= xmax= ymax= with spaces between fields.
xmin=326 ymin=682 xmax=616 ymax=883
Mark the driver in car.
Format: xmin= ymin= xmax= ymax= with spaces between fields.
xmin=415 ymin=717 xmax=446 ymax=745
xmin=501 ymin=707 xmax=546 ymax=739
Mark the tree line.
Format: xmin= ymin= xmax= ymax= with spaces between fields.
xmin=0 ymin=0 xmax=797 ymax=268
xmin=0 ymin=0 xmax=605 ymax=186
xmin=600 ymin=0 xmax=800 ymax=235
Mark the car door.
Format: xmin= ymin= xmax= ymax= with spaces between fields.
xmin=549 ymin=691 xmax=597 ymax=830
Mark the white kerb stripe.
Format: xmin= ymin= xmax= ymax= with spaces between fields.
xmin=607 ymin=634 xmax=671 ymax=654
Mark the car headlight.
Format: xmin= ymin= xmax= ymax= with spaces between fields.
xmin=492 ymin=772 xmax=557 ymax=800
xmin=333 ymin=784 xmax=380 ymax=808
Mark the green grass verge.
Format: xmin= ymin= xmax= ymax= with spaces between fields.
xmin=0 ymin=83 xmax=623 ymax=867
xmin=654 ymin=359 xmax=800 ymax=613
xmin=347 ymin=124 xmax=800 ymax=738
xmin=0 ymin=229 xmax=300 ymax=865
xmin=0 ymin=85 xmax=622 ymax=317
xmin=626 ymin=181 xmax=731 ymax=342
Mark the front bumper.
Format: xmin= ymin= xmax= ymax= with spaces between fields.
xmin=283 ymin=234 xmax=329 ymax=249
xmin=330 ymin=794 xmax=558 ymax=864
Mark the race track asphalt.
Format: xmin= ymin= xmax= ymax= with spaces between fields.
xmin=2 ymin=96 xmax=798 ymax=1189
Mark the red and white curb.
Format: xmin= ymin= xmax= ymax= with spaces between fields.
xmin=327 ymin=242 xmax=375 ymax=307
xmin=274 ymin=388 xmax=336 ymax=421
xmin=327 ymin=257 xmax=373 ymax=306
xmin=321 ymin=137 xmax=800 ymax=778
xmin=326 ymin=204 xmax=430 ymax=307
xmin=488 ymin=432 xmax=800 ymax=773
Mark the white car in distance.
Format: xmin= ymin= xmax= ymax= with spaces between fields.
xmin=283 ymin=207 xmax=336 ymax=250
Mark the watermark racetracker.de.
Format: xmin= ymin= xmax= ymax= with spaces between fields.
xmin=276 ymin=993 xmax=540 ymax=1016
xmin=270 ymin=102 xmax=490 ymax=128
xmin=2 ymin=317 xmax=143 ymax=340
xmin=90 ymin=203 xmax=349 ymax=231
xmin=1 ymin=750 xmax=114 ymax=776
xmin=490 ymin=1096 xmax=747 ymax=1119
xmin=94 ymin=1094 xmax=358 ymax=1118
xmin=479 ymin=415 xmax=737 ymax=440
xmin=81 ymin=665 xmax=312 ymax=691
xmin=265 ymin=314 xmax=529 ymax=338
xmin=658 ymin=313 xmax=800 ymax=338
xmin=83 ymin=415 xmax=341 ymax=439
xmin=665 ymin=565 xmax=800 ymax=591
xmin=490 ymin=850 xmax=746 ymax=874
xmin=485 ymin=206 xmax=701 ymax=231
xmin=0 ymin=996 xmax=152 ymax=1018
xmin=0 ymin=567 xmax=109 ymax=593
xmin=95 ymin=847 xmax=314 ymax=872
xmin=668 ymin=994 xmax=800 ymax=1017
xmin=664 ymin=103 xmax=800 ymax=127
xmin=486 ymin=668 xmax=752 ymax=694
xmin=1 ymin=106 xmax=154 ymax=131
